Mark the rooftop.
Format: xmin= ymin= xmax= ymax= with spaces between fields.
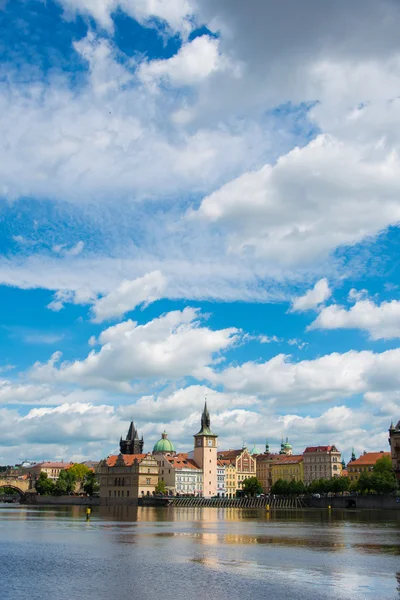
xmin=106 ymin=454 xmax=146 ymax=467
xmin=348 ymin=451 xmax=390 ymax=466
xmin=164 ymin=453 xmax=201 ymax=470
xmin=304 ymin=446 xmax=339 ymax=453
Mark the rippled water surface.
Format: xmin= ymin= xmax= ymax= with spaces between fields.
xmin=1 ymin=505 xmax=400 ymax=600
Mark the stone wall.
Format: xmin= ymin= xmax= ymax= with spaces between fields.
xmin=309 ymin=494 xmax=400 ymax=510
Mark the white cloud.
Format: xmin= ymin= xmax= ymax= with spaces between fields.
xmin=139 ymin=36 xmax=229 ymax=87
xmin=208 ymin=348 xmax=400 ymax=404
xmin=291 ymin=278 xmax=331 ymax=312
xmin=309 ymin=299 xmax=400 ymax=340
xmin=55 ymin=0 xmax=193 ymax=34
xmin=31 ymin=308 xmax=238 ymax=391
xmin=53 ymin=241 xmax=85 ymax=257
xmin=91 ymin=270 xmax=167 ymax=322
xmin=192 ymin=135 xmax=400 ymax=264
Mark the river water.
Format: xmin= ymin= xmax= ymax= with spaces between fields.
xmin=0 ymin=505 xmax=399 ymax=600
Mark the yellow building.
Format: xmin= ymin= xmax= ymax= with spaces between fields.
xmin=255 ymin=454 xmax=277 ymax=493
xmin=270 ymin=455 xmax=304 ymax=485
xmin=98 ymin=453 xmax=159 ymax=505
xmin=218 ymin=448 xmax=256 ymax=497
xmin=19 ymin=461 xmax=73 ymax=481
xmin=347 ymin=451 xmax=391 ymax=483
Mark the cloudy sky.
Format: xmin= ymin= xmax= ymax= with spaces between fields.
xmin=0 ymin=0 xmax=400 ymax=464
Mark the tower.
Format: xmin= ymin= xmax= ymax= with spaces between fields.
xmin=265 ymin=439 xmax=270 ymax=454
xmin=193 ymin=402 xmax=218 ymax=498
xmin=120 ymin=422 xmax=144 ymax=455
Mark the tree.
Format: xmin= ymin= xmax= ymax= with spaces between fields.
xmin=83 ymin=471 xmax=99 ymax=497
xmin=35 ymin=472 xmax=55 ymax=496
xmin=271 ymin=479 xmax=289 ymax=495
xmin=54 ymin=469 xmax=77 ymax=496
xmin=373 ymin=455 xmax=393 ymax=475
xmin=68 ymin=463 xmax=90 ymax=481
xmin=155 ymin=480 xmax=167 ymax=495
xmin=242 ymin=476 xmax=263 ymax=496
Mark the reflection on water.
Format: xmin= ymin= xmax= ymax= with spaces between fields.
xmin=0 ymin=505 xmax=399 ymax=600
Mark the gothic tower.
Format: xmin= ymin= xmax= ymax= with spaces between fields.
xmin=193 ymin=402 xmax=218 ymax=498
xmin=120 ymin=422 xmax=144 ymax=455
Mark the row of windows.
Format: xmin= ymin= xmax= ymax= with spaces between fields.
xmin=109 ymin=490 xmax=130 ymax=498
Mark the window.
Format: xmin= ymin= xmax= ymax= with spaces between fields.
xmin=146 ymin=478 xmax=151 ymax=485
xmin=121 ymin=491 xmax=124 ymax=498
xmin=109 ymin=490 xmax=111 ymax=497
xmin=127 ymin=491 xmax=129 ymax=497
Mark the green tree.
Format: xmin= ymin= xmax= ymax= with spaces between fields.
xmin=271 ymin=479 xmax=289 ymax=495
xmin=155 ymin=480 xmax=167 ymax=495
xmin=331 ymin=476 xmax=350 ymax=495
xmin=54 ymin=469 xmax=77 ymax=496
xmin=83 ymin=471 xmax=100 ymax=497
xmin=68 ymin=463 xmax=90 ymax=481
xmin=373 ymin=455 xmax=393 ymax=475
xmin=242 ymin=476 xmax=263 ymax=496
xmin=35 ymin=472 xmax=55 ymax=496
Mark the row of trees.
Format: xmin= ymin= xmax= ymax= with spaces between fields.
xmin=244 ymin=456 xmax=397 ymax=497
xmin=35 ymin=464 xmax=99 ymax=497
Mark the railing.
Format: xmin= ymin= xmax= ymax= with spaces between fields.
xmin=167 ymin=496 xmax=308 ymax=509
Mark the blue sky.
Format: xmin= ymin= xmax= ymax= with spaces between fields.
xmin=1 ymin=0 xmax=400 ymax=464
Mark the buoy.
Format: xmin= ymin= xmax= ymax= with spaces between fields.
xmin=86 ymin=507 xmax=91 ymax=520
xmin=266 ymin=504 xmax=270 ymax=511
xmin=328 ymin=505 xmax=331 ymax=510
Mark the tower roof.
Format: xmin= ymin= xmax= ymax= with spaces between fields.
xmin=194 ymin=402 xmax=218 ymax=437
xmin=153 ymin=432 xmax=176 ymax=454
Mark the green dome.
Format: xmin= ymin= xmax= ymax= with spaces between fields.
xmin=153 ymin=432 xmax=175 ymax=453
xmin=283 ymin=437 xmax=292 ymax=450
xmin=250 ymin=444 xmax=259 ymax=455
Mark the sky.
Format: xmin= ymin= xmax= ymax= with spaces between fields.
xmin=1 ymin=0 xmax=400 ymax=465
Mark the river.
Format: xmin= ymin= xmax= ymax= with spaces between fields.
xmin=0 ymin=505 xmax=399 ymax=600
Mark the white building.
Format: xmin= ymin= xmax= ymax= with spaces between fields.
xmin=217 ymin=460 xmax=226 ymax=497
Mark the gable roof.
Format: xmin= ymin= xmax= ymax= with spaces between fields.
xmin=38 ymin=462 xmax=71 ymax=469
xmin=348 ymin=452 xmax=390 ymax=466
xmin=106 ymin=454 xmax=146 ymax=467
xmin=164 ymin=453 xmax=201 ymax=470
xmin=270 ymin=454 xmax=304 ymax=465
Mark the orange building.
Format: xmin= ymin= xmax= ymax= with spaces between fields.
xmin=347 ymin=451 xmax=391 ymax=483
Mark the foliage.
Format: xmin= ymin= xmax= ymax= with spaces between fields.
xmin=54 ymin=469 xmax=77 ymax=496
xmin=68 ymin=463 xmax=90 ymax=481
xmin=0 ymin=486 xmax=19 ymax=495
xmin=242 ymin=476 xmax=263 ymax=497
xmin=35 ymin=472 xmax=55 ymax=496
xmin=155 ymin=480 xmax=167 ymax=495
xmin=271 ymin=479 xmax=306 ymax=495
xmin=83 ymin=471 xmax=100 ymax=497
xmin=354 ymin=458 xmax=397 ymax=494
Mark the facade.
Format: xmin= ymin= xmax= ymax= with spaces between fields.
xmin=303 ymin=446 xmax=342 ymax=484
xmin=255 ymin=453 xmax=275 ymax=493
xmin=155 ymin=452 xmax=202 ymax=495
xmin=120 ymin=422 xmax=144 ymax=455
xmin=217 ymin=460 xmax=226 ymax=497
xmin=193 ymin=403 xmax=218 ymax=498
xmin=347 ymin=451 xmax=391 ymax=483
xmin=389 ymin=421 xmax=400 ymax=481
xmin=270 ymin=455 xmax=304 ymax=485
xmin=218 ymin=447 xmax=256 ymax=496
xmin=98 ymin=453 xmax=159 ymax=505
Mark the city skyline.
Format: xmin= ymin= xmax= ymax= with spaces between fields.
xmin=1 ymin=1 xmax=400 ymax=465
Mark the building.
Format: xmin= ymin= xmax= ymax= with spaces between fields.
xmin=20 ymin=461 xmax=72 ymax=480
xmin=193 ymin=402 xmax=218 ymax=498
xmin=303 ymin=446 xmax=342 ymax=484
xmin=347 ymin=451 xmax=391 ymax=483
xmin=153 ymin=431 xmax=176 ymax=456
xmin=255 ymin=453 xmax=275 ymax=493
xmin=120 ymin=422 xmax=144 ymax=455
xmin=218 ymin=447 xmax=256 ymax=496
xmin=98 ymin=453 xmax=159 ymax=505
xmin=389 ymin=421 xmax=400 ymax=481
xmin=279 ymin=438 xmax=293 ymax=456
xmin=155 ymin=452 xmax=202 ymax=495
xmin=217 ymin=460 xmax=226 ymax=497
xmin=270 ymin=455 xmax=304 ymax=485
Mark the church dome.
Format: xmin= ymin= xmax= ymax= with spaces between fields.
xmin=153 ymin=432 xmax=175 ymax=453
xmin=250 ymin=444 xmax=259 ymax=455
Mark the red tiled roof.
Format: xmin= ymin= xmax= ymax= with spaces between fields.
xmin=106 ymin=454 xmax=146 ymax=467
xmin=217 ymin=449 xmax=245 ymax=461
xmin=164 ymin=453 xmax=201 ymax=470
xmin=304 ymin=446 xmax=338 ymax=453
xmin=348 ymin=452 xmax=390 ymax=466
